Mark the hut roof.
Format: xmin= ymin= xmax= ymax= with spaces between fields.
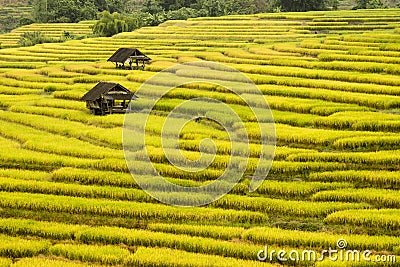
xmin=80 ymin=82 xmax=138 ymax=101
xmin=107 ymin=48 xmax=151 ymax=63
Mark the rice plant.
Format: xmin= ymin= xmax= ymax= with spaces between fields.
xmin=129 ymin=247 xmax=271 ymax=267
xmin=49 ymin=243 xmax=131 ymax=265
xmin=325 ymin=209 xmax=400 ymax=230
xmin=0 ymin=192 xmax=267 ymax=223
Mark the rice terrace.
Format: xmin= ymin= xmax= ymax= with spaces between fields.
xmin=0 ymin=0 xmax=399 ymax=266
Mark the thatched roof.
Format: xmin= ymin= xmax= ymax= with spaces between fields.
xmin=81 ymin=82 xmax=138 ymax=101
xmin=107 ymin=48 xmax=151 ymax=63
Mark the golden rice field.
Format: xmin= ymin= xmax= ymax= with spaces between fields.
xmin=0 ymin=8 xmax=399 ymax=266
xmin=0 ymin=21 xmax=94 ymax=48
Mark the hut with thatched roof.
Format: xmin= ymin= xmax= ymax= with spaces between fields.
xmin=81 ymin=82 xmax=138 ymax=115
xmin=107 ymin=48 xmax=151 ymax=70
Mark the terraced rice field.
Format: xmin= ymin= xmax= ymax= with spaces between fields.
xmin=0 ymin=3 xmax=30 ymax=19
xmin=0 ymin=21 xmax=94 ymax=48
xmin=0 ymin=8 xmax=399 ymax=266
xmin=0 ymin=3 xmax=31 ymax=34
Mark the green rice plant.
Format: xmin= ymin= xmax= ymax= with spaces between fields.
xmin=0 ymin=138 xmax=99 ymax=171
xmin=351 ymin=33 xmax=400 ymax=41
xmin=312 ymin=188 xmax=400 ymax=208
xmin=241 ymin=64 xmax=400 ymax=87
xmin=259 ymin=76 xmax=400 ymax=98
xmin=162 ymin=87 xmax=244 ymax=106
xmin=51 ymin=167 xmax=206 ymax=191
xmin=348 ymin=48 xmax=400 ymax=58
xmin=0 ymin=218 xmax=293 ymax=264
xmin=76 ymin=226 xmax=295 ymax=263
xmin=316 ymin=59 xmax=400 ymax=75
xmin=319 ymin=52 xmax=400 ymax=64
xmin=87 ymin=114 xmax=125 ymax=128
xmin=256 ymin=160 xmax=347 ymax=177
xmin=299 ymin=39 xmax=381 ymax=51
xmin=128 ymin=247 xmax=271 ymax=267
xmin=53 ymin=90 xmax=88 ymax=101
xmin=0 ymin=258 xmax=11 ymax=267
xmin=0 ymin=77 xmax=55 ymax=90
xmin=308 ymin=170 xmax=400 ymax=188
xmin=12 ymin=258 xmax=100 ymax=267
xmin=0 ymin=62 xmax=46 ymax=69
xmin=288 ymin=150 xmax=400 ymax=168
xmin=255 ymin=180 xmax=352 ymax=199
xmin=51 ymin=167 xmax=136 ymax=188
xmin=0 ymin=168 xmax=50 ymax=181
xmin=0 ymin=219 xmax=250 ymax=260
xmin=261 ymin=95 xmax=369 ymax=116
xmin=272 ymin=43 xmax=340 ymax=56
xmin=118 ymin=32 xmax=280 ymax=42
xmin=299 ymin=25 xmax=395 ymax=31
xmin=134 ymin=145 xmax=242 ymax=170
xmin=313 ymin=111 xmax=400 ymax=132
xmin=0 ymin=119 xmax=123 ymax=159
xmin=0 ymin=136 xmax=20 ymax=149
xmin=29 ymin=51 xmax=110 ymax=60
xmin=176 ymin=138 xmax=256 ymax=158
xmin=0 ymin=218 xmax=86 ymax=240
xmin=144 ymin=96 xmax=274 ymax=125
xmin=34 ymin=98 xmax=87 ymax=111
xmin=180 ymin=138 xmax=314 ymax=159
xmin=254 ymin=55 xmax=400 ymax=76
xmin=145 ymin=60 xmax=180 ymax=72
xmin=0 ymin=54 xmax=54 ymax=62
xmin=136 ymin=114 xmax=229 ymax=141
xmin=333 ymin=136 xmax=400 ymax=151
xmin=9 ymin=105 xmax=93 ymax=123
xmin=0 ymin=50 xmax=102 ymax=63
xmin=0 ymin=192 xmax=267 ymax=224
xmin=324 ymin=209 xmax=400 ymax=230
xmin=381 ymin=43 xmax=400 ymax=52
xmin=147 ymin=223 xmax=245 ymax=241
xmin=0 ymin=177 xmax=154 ymax=203
xmin=245 ymin=123 xmax=390 ymax=147
xmin=223 ymin=49 xmax=307 ymax=62
xmin=72 ymin=75 xmax=120 ymax=84
xmin=248 ymin=46 xmax=297 ymax=57
xmin=150 ymin=162 xmax=224 ymax=182
xmin=0 ymin=85 xmax=42 ymax=95
xmin=49 ymin=243 xmax=131 ymax=265
xmin=64 ymin=63 xmax=134 ymax=76
xmin=323 ymin=40 xmax=382 ymax=49
xmin=0 ymin=112 xmax=123 ymax=149
xmin=349 ymin=120 xmax=400 ymax=132
xmin=0 ymin=95 xmax=42 ymax=108
xmin=274 ymin=146 xmax=319 ymax=159
xmin=243 ymin=226 xmax=400 ymax=252
xmin=0 ymin=234 xmax=50 ymax=258
xmin=211 ymin=194 xmax=369 ymax=218
xmin=36 ymin=66 xmax=84 ymax=78
xmin=260 ymin=85 xmax=400 ymax=111
xmin=4 ymin=70 xmax=72 ymax=84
